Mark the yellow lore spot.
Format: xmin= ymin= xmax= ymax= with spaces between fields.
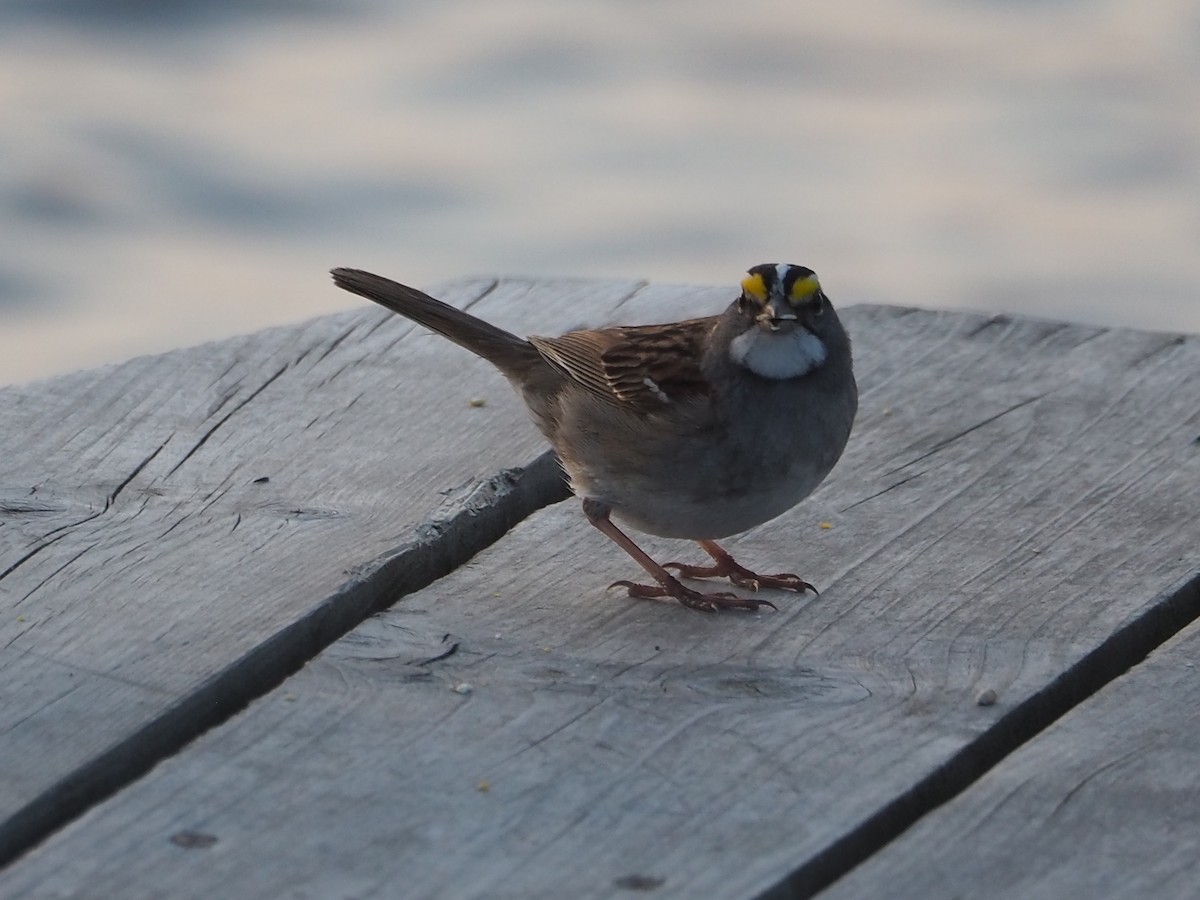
xmin=740 ymin=272 xmax=768 ymax=301
xmin=789 ymin=274 xmax=821 ymax=303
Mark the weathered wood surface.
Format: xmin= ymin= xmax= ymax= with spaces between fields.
xmin=824 ymin=609 xmax=1200 ymax=900
xmin=2 ymin=297 xmax=1195 ymax=899
xmin=0 ymin=276 xmax=679 ymax=862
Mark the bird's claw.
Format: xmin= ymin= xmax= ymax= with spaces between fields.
xmin=664 ymin=561 xmax=816 ymax=595
xmin=608 ymin=580 xmax=776 ymax=613
xmin=730 ymin=571 xmax=817 ymax=595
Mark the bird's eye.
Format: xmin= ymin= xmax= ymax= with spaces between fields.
xmin=811 ymin=291 xmax=826 ymax=316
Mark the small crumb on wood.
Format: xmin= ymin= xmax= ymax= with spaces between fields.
xmin=452 ymin=682 xmax=473 ymax=695
xmin=477 ymin=780 xmax=490 ymax=792
xmin=252 ymin=476 xmax=270 ymax=484
xmin=468 ymin=397 xmax=487 ymax=407
xmin=976 ymin=688 xmax=998 ymax=707
xmin=819 ymin=521 xmax=833 ymax=530
xmin=284 ymin=693 xmax=296 ymax=702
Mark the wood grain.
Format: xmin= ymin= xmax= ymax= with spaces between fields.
xmin=2 ymin=301 xmax=1195 ymax=898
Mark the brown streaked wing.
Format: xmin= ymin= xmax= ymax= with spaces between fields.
xmin=602 ymin=318 xmax=715 ymax=407
xmin=530 ymin=317 xmax=717 ymax=411
xmin=528 ymin=331 xmax=622 ymax=404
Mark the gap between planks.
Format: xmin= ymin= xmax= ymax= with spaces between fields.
xmin=0 ymin=452 xmax=570 ymax=870
xmin=757 ymin=569 xmax=1200 ymax=899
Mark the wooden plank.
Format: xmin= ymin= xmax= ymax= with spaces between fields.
xmin=0 ymin=275 xmax=678 ymax=863
xmin=823 ymin=605 xmax=1200 ymax=900
xmin=2 ymin=305 xmax=1195 ymax=898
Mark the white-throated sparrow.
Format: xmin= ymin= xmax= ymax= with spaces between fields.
xmin=332 ymin=264 xmax=857 ymax=612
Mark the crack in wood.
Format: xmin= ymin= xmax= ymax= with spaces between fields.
xmin=0 ymin=500 xmax=61 ymax=516
xmin=17 ymin=543 xmax=96 ymax=606
xmin=359 ymin=310 xmax=393 ymax=340
xmin=1127 ymin=334 xmax=1189 ymax=369
xmin=884 ymin=393 xmax=1047 ymax=477
xmin=838 ymin=471 xmax=925 ymax=513
xmin=412 ymin=637 xmax=460 ymax=667
xmin=965 ymin=314 xmax=1013 ymax=338
xmin=313 ymin=322 xmax=362 ymax=365
xmin=106 ymin=438 xmax=169 ymax=508
xmin=0 ymin=533 xmax=67 ymax=584
xmin=608 ymin=280 xmax=652 ymax=317
xmin=39 ymin=507 xmax=107 ymax=541
xmin=459 ymin=279 xmax=500 ymax=313
xmin=165 ymin=363 xmax=290 ymax=479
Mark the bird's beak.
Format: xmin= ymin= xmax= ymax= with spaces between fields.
xmin=758 ymin=296 xmax=798 ymax=332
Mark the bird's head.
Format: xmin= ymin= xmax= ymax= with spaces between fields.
xmin=728 ymin=263 xmax=839 ymax=380
xmin=736 ymin=263 xmax=827 ymax=334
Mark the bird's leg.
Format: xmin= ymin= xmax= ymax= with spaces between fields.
xmin=581 ymin=500 xmax=775 ymax=613
xmin=663 ymin=539 xmax=816 ymax=595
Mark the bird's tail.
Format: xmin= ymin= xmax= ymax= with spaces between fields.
xmin=331 ymin=268 xmax=538 ymax=375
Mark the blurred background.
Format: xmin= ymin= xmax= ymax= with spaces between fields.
xmin=1 ymin=0 xmax=1197 ymax=386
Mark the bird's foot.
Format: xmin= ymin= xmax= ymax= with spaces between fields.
xmin=608 ymin=579 xmax=776 ymax=613
xmin=664 ymin=541 xmax=817 ymax=595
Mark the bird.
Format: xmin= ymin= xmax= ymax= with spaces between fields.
xmin=331 ymin=263 xmax=857 ymax=613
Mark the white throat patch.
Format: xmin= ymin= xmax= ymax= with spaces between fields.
xmin=729 ymin=326 xmax=827 ymax=379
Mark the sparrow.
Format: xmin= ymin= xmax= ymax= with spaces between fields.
xmin=331 ymin=263 xmax=857 ymax=612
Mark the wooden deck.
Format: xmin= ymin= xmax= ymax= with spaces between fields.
xmin=0 ymin=276 xmax=1197 ymax=899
